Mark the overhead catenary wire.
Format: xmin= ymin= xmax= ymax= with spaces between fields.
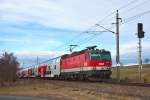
xmin=25 ymin=56 xmax=62 ymax=69
xmin=117 ymin=0 xmax=140 ymax=11
xmin=26 ymin=0 xmax=150 ymax=67
xmin=96 ymin=0 xmax=140 ymax=25
xmin=122 ymin=9 xmax=150 ymax=24
xmin=54 ymin=0 xmax=141 ymax=53
xmin=120 ymin=0 xmax=150 ymax=15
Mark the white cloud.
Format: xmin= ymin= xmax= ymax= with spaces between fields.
xmin=15 ymin=50 xmax=63 ymax=58
xmin=15 ymin=50 xmax=68 ymax=67
xmin=0 ymin=37 xmax=31 ymax=43
xmin=0 ymin=0 xmax=150 ymax=66
xmin=120 ymin=41 xmax=150 ymax=55
xmin=0 ymin=35 xmax=63 ymax=46
xmin=0 ymin=0 xmax=119 ymax=30
xmin=111 ymin=41 xmax=150 ymax=58
xmin=47 ymin=40 xmax=62 ymax=46
xmin=1 ymin=0 xmax=150 ymax=31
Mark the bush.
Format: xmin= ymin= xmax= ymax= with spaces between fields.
xmin=0 ymin=52 xmax=19 ymax=83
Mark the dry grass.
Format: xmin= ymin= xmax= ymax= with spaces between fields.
xmin=0 ymin=80 xmax=149 ymax=100
xmin=111 ymin=64 xmax=150 ymax=82
xmin=0 ymin=64 xmax=150 ymax=100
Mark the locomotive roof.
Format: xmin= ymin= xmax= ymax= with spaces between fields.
xmin=61 ymin=48 xmax=110 ymax=59
xmin=61 ymin=49 xmax=86 ymax=59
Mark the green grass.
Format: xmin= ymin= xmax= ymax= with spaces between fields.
xmin=111 ymin=64 xmax=150 ymax=82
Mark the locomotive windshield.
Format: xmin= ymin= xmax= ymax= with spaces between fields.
xmin=101 ymin=52 xmax=111 ymax=60
xmin=90 ymin=51 xmax=111 ymax=61
xmin=90 ymin=53 xmax=100 ymax=60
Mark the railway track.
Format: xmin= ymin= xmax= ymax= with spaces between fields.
xmin=21 ymin=78 xmax=150 ymax=87
xmin=98 ymin=78 xmax=150 ymax=87
xmin=58 ymin=78 xmax=150 ymax=87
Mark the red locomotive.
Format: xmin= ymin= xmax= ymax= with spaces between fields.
xmin=60 ymin=46 xmax=112 ymax=79
xmin=17 ymin=46 xmax=112 ymax=80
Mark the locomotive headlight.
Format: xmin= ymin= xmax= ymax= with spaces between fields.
xmin=99 ymin=63 xmax=104 ymax=66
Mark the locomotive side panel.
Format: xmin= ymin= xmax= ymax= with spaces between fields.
xmin=61 ymin=53 xmax=86 ymax=73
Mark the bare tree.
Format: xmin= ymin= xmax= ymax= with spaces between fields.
xmin=0 ymin=52 xmax=19 ymax=83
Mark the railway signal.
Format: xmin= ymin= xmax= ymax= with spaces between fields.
xmin=137 ymin=23 xmax=145 ymax=81
xmin=138 ymin=23 xmax=145 ymax=38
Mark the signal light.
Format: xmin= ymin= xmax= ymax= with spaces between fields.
xmin=138 ymin=23 xmax=144 ymax=38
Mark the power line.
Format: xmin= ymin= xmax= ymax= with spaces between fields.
xmin=52 ymin=0 xmax=139 ymax=53
xmin=53 ymin=25 xmax=100 ymax=51
xmin=122 ymin=9 xmax=150 ymax=24
xmin=76 ymin=34 xmax=99 ymax=46
xmin=53 ymin=32 xmax=84 ymax=51
xmin=26 ymin=56 xmax=61 ymax=68
xmin=77 ymin=34 xmax=103 ymax=48
xmin=96 ymin=0 xmax=140 ymax=25
xmin=120 ymin=0 xmax=150 ymax=15
xmin=59 ymin=0 xmax=150 ymax=53
xmin=118 ymin=0 xmax=139 ymax=11
xmin=26 ymin=0 xmax=150 ymax=67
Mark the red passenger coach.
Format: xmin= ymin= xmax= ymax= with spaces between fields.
xmin=38 ymin=65 xmax=47 ymax=78
xmin=28 ymin=68 xmax=32 ymax=77
xmin=60 ymin=46 xmax=112 ymax=80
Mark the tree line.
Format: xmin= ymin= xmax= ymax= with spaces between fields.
xmin=0 ymin=52 xmax=19 ymax=83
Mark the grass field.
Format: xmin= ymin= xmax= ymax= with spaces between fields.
xmin=111 ymin=64 xmax=150 ymax=82
xmin=0 ymin=64 xmax=150 ymax=100
xmin=0 ymin=80 xmax=150 ymax=100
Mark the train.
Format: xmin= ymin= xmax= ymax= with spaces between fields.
xmin=17 ymin=46 xmax=112 ymax=80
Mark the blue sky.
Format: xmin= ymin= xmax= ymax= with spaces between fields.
xmin=0 ymin=0 xmax=150 ymax=67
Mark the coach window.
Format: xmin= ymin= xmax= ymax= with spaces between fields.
xmin=54 ymin=65 xmax=56 ymax=69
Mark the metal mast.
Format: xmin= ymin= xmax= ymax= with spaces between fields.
xmin=116 ymin=10 xmax=121 ymax=82
xmin=138 ymin=38 xmax=142 ymax=81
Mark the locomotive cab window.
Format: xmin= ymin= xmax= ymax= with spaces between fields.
xmin=90 ymin=53 xmax=100 ymax=60
xmin=101 ymin=52 xmax=111 ymax=60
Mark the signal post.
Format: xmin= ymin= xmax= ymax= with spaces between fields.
xmin=137 ymin=23 xmax=145 ymax=81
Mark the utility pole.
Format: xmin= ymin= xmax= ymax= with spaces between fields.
xmin=89 ymin=10 xmax=121 ymax=82
xmin=37 ymin=56 xmax=39 ymax=65
xmin=95 ymin=10 xmax=121 ymax=82
xmin=116 ymin=10 xmax=121 ymax=82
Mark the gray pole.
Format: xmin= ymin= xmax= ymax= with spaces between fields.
xmin=37 ymin=56 xmax=39 ymax=65
xmin=116 ymin=10 xmax=120 ymax=82
xmin=138 ymin=38 xmax=142 ymax=81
